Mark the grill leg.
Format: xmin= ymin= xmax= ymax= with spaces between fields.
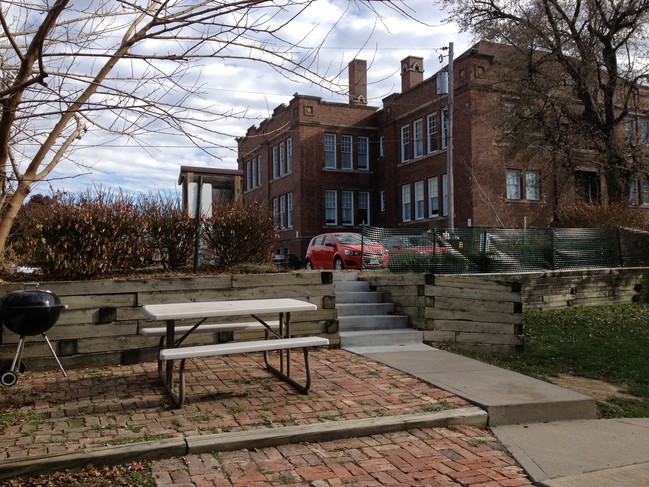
xmin=10 ymin=337 xmax=26 ymax=374
xmin=42 ymin=333 xmax=67 ymax=377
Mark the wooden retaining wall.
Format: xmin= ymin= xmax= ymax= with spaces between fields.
xmin=0 ymin=272 xmax=337 ymax=371
xmin=362 ymin=268 xmax=648 ymax=353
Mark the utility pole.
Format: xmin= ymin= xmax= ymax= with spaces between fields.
xmin=446 ymin=42 xmax=454 ymax=229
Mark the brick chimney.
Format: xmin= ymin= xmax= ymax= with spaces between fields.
xmin=401 ymin=56 xmax=424 ymax=92
xmin=348 ymin=59 xmax=367 ymax=105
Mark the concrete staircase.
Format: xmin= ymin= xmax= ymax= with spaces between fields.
xmin=334 ymin=272 xmax=432 ymax=352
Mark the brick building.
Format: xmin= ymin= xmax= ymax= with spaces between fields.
xmin=237 ymin=41 xmax=649 ymax=259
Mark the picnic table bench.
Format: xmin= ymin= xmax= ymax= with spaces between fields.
xmin=141 ymin=298 xmax=328 ymax=407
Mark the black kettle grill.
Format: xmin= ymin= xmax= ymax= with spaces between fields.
xmin=0 ymin=285 xmax=67 ymax=386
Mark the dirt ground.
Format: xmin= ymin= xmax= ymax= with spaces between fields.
xmin=548 ymin=374 xmax=636 ymax=402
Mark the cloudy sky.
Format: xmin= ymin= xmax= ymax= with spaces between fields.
xmin=32 ymin=1 xmax=472 ymax=199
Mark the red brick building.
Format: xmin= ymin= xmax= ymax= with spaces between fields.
xmin=237 ymin=41 xmax=649 ymax=259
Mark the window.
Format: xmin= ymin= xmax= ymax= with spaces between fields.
xmin=279 ymin=195 xmax=286 ymax=228
xmin=342 ymin=191 xmax=354 ymax=225
xmin=441 ymin=109 xmax=449 ymax=150
xmin=246 ymin=161 xmax=252 ymax=191
xmin=286 ymin=138 xmax=293 ymax=173
xmin=324 ymin=133 xmax=336 ymax=168
xmin=341 ymin=135 xmax=353 ymax=169
xmin=357 ymin=136 xmax=369 ymax=170
xmin=506 ymin=169 xmax=521 ymax=200
xmin=358 ymin=192 xmax=370 ymax=225
xmin=279 ymin=141 xmax=286 ymax=176
xmin=414 ymin=180 xmax=425 ymax=220
xmin=428 ymin=176 xmax=439 ymax=216
xmin=526 ymin=171 xmax=540 ymax=201
xmin=272 ymin=197 xmax=279 ymax=227
xmin=401 ymin=184 xmax=411 ymax=222
xmin=252 ymin=159 xmax=258 ymax=188
xmin=575 ymin=171 xmax=600 ymax=203
xmin=643 ymin=179 xmax=649 ymax=205
xmin=272 ymin=146 xmax=278 ymax=179
xmin=630 ymin=180 xmax=640 ymax=205
xmin=401 ymin=125 xmax=411 ymax=163
xmin=325 ymin=190 xmax=337 ymax=225
xmin=379 ymin=136 xmax=384 ymax=157
xmin=427 ymin=113 xmax=438 ymax=152
xmin=287 ymin=193 xmax=293 ymax=227
xmin=257 ymin=156 xmax=262 ymax=186
xmin=413 ymin=119 xmax=423 ymax=158
xmin=380 ymin=190 xmax=385 ymax=213
xmin=442 ymin=174 xmax=448 ymax=216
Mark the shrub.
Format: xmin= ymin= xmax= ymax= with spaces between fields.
xmin=140 ymin=194 xmax=197 ymax=270
xmin=556 ymin=201 xmax=648 ymax=230
xmin=388 ymin=251 xmax=468 ymax=274
xmin=202 ymin=201 xmax=276 ymax=267
xmin=15 ymin=189 xmax=148 ymax=279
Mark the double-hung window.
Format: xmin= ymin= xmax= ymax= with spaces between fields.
xmin=324 ymin=133 xmax=336 ymax=168
xmin=287 ymin=193 xmax=293 ymax=227
xmin=357 ymin=136 xmax=369 ymax=169
xmin=246 ymin=161 xmax=252 ymax=191
xmin=286 ymin=138 xmax=293 ymax=173
xmin=358 ymin=192 xmax=370 ymax=225
xmin=427 ymin=113 xmax=438 ymax=152
xmin=272 ymin=198 xmax=279 ymax=228
xmin=441 ymin=109 xmax=449 ymax=150
xmin=341 ymin=135 xmax=353 ymax=169
xmin=630 ymin=180 xmax=640 ymax=205
xmin=526 ymin=171 xmax=540 ymax=201
xmin=413 ymin=119 xmax=423 ymax=158
xmin=279 ymin=195 xmax=286 ymax=228
xmin=643 ymin=179 xmax=649 ymax=205
xmin=401 ymin=125 xmax=411 ymax=163
xmin=414 ymin=181 xmax=425 ymax=220
xmin=325 ymin=190 xmax=337 ymax=225
xmin=342 ymin=191 xmax=354 ymax=225
xmin=428 ymin=176 xmax=439 ymax=216
xmin=401 ymin=184 xmax=411 ymax=222
xmin=442 ymin=174 xmax=448 ymax=216
xmin=279 ymin=142 xmax=286 ymax=176
xmin=272 ymin=146 xmax=279 ymax=179
xmin=506 ymin=169 xmax=522 ymax=200
xmin=256 ymin=156 xmax=262 ymax=186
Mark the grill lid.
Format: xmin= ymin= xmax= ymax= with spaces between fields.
xmin=0 ymin=289 xmax=65 ymax=336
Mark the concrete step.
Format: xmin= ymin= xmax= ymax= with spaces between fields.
xmin=355 ymin=349 xmax=597 ymax=426
xmin=335 ymin=291 xmax=384 ymax=304
xmin=336 ymin=302 xmax=394 ymax=316
xmin=340 ymin=328 xmax=424 ymax=348
xmin=338 ymin=315 xmax=410 ymax=331
xmin=344 ymin=343 xmax=435 ymax=354
xmin=334 ymin=280 xmax=371 ymax=293
xmin=332 ymin=271 xmax=359 ymax=282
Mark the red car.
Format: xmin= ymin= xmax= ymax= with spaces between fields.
xmin=304 ymin=232 xmax=389 ymax=270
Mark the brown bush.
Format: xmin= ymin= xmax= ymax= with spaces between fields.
xmin=556 ymin=201 xmax=649 ymax=230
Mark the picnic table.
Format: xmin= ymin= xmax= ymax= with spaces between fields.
xmin=141 ymin=298 xmax=328 ymax=407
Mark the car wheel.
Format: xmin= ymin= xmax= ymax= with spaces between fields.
xmin=305 ymin=260 xmax=313 ymax=270
xmin=334 ymin=257 xmax=344 ymax=270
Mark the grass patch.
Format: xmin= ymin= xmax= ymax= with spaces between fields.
xmin=455 ymin=303 xmax=649 ymax=418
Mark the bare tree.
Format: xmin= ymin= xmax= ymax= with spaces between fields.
xmin=0 ymin=0 xmax=407 ymax=258
xmin=443 ymin=0 xmax=649 ymax=205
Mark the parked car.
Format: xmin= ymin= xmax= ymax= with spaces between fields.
xmin=304 ymin=232 xmax=389 ymax=270
xmin=271 ymin=253 xmax=302 ymax=269
xmin=379 ymin=235 xmax=453 ymax=257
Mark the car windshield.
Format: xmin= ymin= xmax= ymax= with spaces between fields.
xmin=382 ymin=236 xmax=435 ymax=247
xmin=335 ymin=233 xmax=363 ymax=245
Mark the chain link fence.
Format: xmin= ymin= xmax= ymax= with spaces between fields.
xmin=360 ymin=226 xmax=649 ymax=274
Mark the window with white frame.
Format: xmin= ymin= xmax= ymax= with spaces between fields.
xmin=380 ymin=190 xmax=385 ymax=212
xmin=379 ymin=136 xmax=385 ymax=157
xmin=643 ymin=179 xmax=649 ymax=205
xmin=428 ymin=176 xmax=439 ymax=216
xmin=324 ymin=133 xmax=336 ymax=168
xmin=427 ymin=113 xmax=438 ymax=153
xmin=401 ymin=184 xmax=411 ymax=222
xmin=401 ymin=125 xmax=411 ymax=163
xmin=358 ymin=192 xmax=370 ymax=225
xmin=341 ymin=135 xmax=353 ymax=169
xmin=414 ymin=180 xmax=425 ymax=220
xmin=246 ymin=161 xmax=252 ymax=191
xmin=342 ymin=191 xmax=354 ymax=225
xmin=630 ymin=180 xmax=640 ymax=205
xmin=506 ymin=169 xmax=522 ymax=200
xmin=287 ymin=192 xmax=293 ymax=227
xmin=413 ymin=119 xmax=423 ymax=158
xmin=357 ymin=136 xmax=369 ymax=170
xmin=325 ymin=190 xmax=337 ymax=225
xmin=252 ymin=158 xmax=258 ymax=188
xmin=441 ymin=109 xmax=449 ymax=150
xmin=286 ymin=138 xmax=293 ymax=173
xmin=279 ymin=195 xmax=286 ymax=228
xmin=525 ymin=171 xmax=540 ymax=200
xmin=279 ymin=141 xmax=286 ymax=176
xmin=272 ymin=146 xmax=278 ymax=179
xmin=272 ymin=197 xmax=279 ymax=227
xmin=257 ymin=156 xmax=262 ymax=186
xmin=442 ymin=174 xmax=448 ymax=216
xmin=642 ymin=120 xmax=649 ymax=144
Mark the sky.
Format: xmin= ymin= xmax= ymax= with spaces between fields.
xmin=30 ymin=1 xmax=473 ymax=199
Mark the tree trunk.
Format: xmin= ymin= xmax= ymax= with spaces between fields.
xmin=0 ymin=182 xmax=31 ymax=258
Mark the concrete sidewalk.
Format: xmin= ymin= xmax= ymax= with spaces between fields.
xmin=354 ymin=345 xmax=649 ymax=486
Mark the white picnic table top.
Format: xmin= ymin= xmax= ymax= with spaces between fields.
xmin=143 ymin=297 xmax=317 ymax=321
